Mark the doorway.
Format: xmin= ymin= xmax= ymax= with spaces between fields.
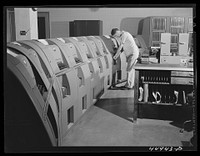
xmin=38 ymin=12 xmax=50 ymax=39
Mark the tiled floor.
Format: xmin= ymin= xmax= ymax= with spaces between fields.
xmin=62 ymin=87 xmax=193 ymax=147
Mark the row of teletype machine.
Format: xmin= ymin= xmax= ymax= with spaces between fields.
xmin=6 ymin=35 xmax=128 ymax=146
xmin=6 ymin=31 xmax=193 ymax=147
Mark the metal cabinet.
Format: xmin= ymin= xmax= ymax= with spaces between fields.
xmin=70 ymin=20 xmax=103 ymax=37
xmin=140 ymin=16 xmax=193 ymax=51
xmin=140 ymin=16 xmax=168 ymax=48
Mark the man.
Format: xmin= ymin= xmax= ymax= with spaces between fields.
xmin=111 ymin=28 xmax=139 ymax=89
xmin=100 ymin=35 xmax=121 ymax=89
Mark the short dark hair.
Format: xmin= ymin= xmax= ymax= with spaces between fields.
xmin=111 ymin=28 xmax=119 ymax=36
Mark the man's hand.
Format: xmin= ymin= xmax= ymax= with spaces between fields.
xmin=113 ymin=43 xmax=123 ymax=60
xmin=113 ymin=55 xmax=117 ymax=60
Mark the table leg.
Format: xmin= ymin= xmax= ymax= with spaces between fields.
xmin=133 ymin=70 xmax=139 ymax=123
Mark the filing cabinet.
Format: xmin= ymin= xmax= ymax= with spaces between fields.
xmin=69 ymin=20 xmax=103 ymax=37
xmin=140 ymin=16 xmax=168 ymax=48
xmin=140 ymin=16 xmax=193 ymax=53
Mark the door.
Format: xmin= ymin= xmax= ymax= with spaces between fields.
xmin=160 ymin=33 xmax=171 ymax=56
xmin=38 ymin=12 xmax=50 ymax=39
xmin=178 ymin=33 xmax=189 ymax=56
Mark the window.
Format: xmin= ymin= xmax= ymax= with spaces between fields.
xmin=82 ymin=95 xmax=87 ymax=112
xmin=61 ymin=74 xmax=71 ymax=98
xmin=67 ymin=106 xmax=74 ymax=126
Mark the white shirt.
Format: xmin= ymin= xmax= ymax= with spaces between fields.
xmin=120 ymin=31 xmax=139 ymax=57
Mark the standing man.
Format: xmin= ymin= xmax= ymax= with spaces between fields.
xmin=100 ymin=35 xmax=121 ymax=89
xmin=111 ymin=28 xmax=139 ymax=89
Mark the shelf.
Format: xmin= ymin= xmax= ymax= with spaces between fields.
xmin=134 ymin=64 xmax=193 ymax=71
xmin=138 ymin=101 xmax=182 ymax=106
xmin=142 ymin=81 xmax=170 ymax=85
xmin=170 ymin=26 xmax=184 ymax=28
xmin=152 ymin=30 xmax=166 ymax=32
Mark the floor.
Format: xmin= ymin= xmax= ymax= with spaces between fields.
xmin=62 ymin=83 xmax=193 ymax=147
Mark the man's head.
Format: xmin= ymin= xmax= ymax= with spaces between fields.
xmin=111 ymin=28 xmax=121 ymax=37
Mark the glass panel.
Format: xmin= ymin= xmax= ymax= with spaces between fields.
xmin=152 ymin=32 xmax=160 ymax=42
xmin=171 ymin=17 xmax=184 ymax=26
xmin=170 ymin=34 xmax=178 ymax=53
xmin=171 ymin=35 xmax=178 ymax=44
xmin=152 ymin=18 xmax=166 ymax=31
xmin=152 ymin=42 xmax=160 ymax=47
xmin=188 ymin=17 xmax=193 ymax=32
xmin=170 ymin=17 xmax=185 ymax=33
xmin=171 ymin=27 xmax=184 ymax=34
xmin=188 ymin=33 xmax=193 ymax=56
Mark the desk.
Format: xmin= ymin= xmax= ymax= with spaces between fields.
xmin=133 ymin=63 xmax=194 ymax=123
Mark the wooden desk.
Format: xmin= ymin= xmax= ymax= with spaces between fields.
xmin=133 ymin=63 xmax=194 ymax=123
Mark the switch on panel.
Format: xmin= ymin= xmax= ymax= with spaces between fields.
xmin=20 ymin=31 xmax=27 ymax=35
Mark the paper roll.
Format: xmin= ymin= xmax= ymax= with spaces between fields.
xmin=143 ymin=83 xmax=149 ymax=102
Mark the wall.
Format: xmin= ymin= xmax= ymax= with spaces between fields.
xmin=51 ymin=21 xmax=69 ymax=38
xmin=14 ymin=8 xmax=38 ymax=41
xmin=38 ymin=7 xmax=193 ymax=37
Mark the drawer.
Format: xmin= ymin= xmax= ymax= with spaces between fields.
xmin=160 ymin=56 xmax=180 ymax=64
xmin=171 ymin=77 xmax=194 ymax=85
xmin=171 ymin=71 xmax=193 ymax=77
xmin=160 ymin=56 xmax=192 ymax=66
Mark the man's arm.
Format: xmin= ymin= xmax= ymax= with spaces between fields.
xmin=113 ymin=32 xmax=127 ymax=60
xmin=113 ymin=43 xmax=123 ymax=60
